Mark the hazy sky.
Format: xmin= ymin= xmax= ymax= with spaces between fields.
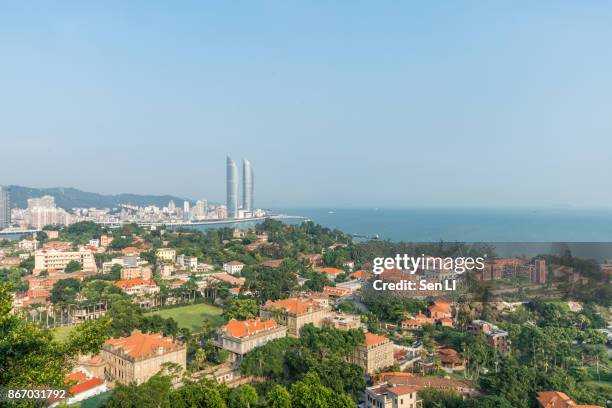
xmin=1 ymin=2 xmax=611 ymax=208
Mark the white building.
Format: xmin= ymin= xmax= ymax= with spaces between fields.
xmin=223 ymin=261 xmax=244 ymax=275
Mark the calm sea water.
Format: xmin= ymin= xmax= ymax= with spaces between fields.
xmin=273 ymin=207 xmax=612 ymax=243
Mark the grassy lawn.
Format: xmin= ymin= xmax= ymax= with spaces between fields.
xmin=51 ymin=302 xmax=224 ymax=340
xmin=145 ymin=302 xmax=224 ymax=333
xmin=52 ymin=325 xmax=76 ymax=341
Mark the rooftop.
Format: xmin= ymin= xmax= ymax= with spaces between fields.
xmin=104 ymin=330 xmax=179 ymax=358
xmin=223 ymin=318 xmax=277 ymax=338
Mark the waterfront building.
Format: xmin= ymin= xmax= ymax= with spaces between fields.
xmin=26 ymin=196 xmax=72 ymax=229
xmin=102 ymin=330 xmax=186 ymax=385
xmin=193 ymin=199 xmax=208 ymax=219
xmin=226 ymin=156 xmax=238 ymax=218
xmin=183 ymin=200 xmax=190 ymax=220
xmin=242 ymin=159 xmax=253 ymax=212
xmin=0 ymin=186 xmax=10 ymax=228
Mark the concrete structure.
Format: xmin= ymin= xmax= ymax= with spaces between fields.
xmin=102 ymin=330 xmax=186 ymax=385
xmin=215 ymin=318 xmax=286 ymax=361
xmin=261 ymin=298 xmax=330 ymax=337
xmin=176 ymin=254 xmax=198 ymax=270
xmin=156 ymin=248 xmax=176 ymax=262
xmin=242 ymin=159 xmax=253 ymax=212
xmin=18 ymin=238 xmax=38 ymax=252
xmin=226 ymin=156 xmax=238 ymax=218
xmin=470 ymin=320 xmax=510 ymax=353
xmin=531 ymin=259 xmax=547 ymax=284
xmin=323 ymin=313 xmax=361 ymax=331
xmin=34 ymin=249 xmax=97 ymax=275
xmin=26 ymin=196 xmax=72 ymax=229
xmin=0 ymin=186 xmax=10 ymax=228
xmin=223 ymin=261 xmax=244 ymax=275
xmin=365 ymin=383 xmax=422 ymax=408
xmin=350 ymin=332 xmax=395 ymax=374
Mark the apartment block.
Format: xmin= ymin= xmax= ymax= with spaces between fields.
xmin=34 ymin=249 xmax=97 ymax=275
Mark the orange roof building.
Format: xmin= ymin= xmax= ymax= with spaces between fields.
xmin=102 ymin=330 xmax=186 ymax=385
xmin=351 ymin=270 xmax=373 ymax=280
xmin=536 ymin=391 xmax=603 ymax=408
xmin=216 ymin=318 xmax=286 ymax=361
xmin=317 ymin=267 xmax=345 ymax=280
xmin=261 ymin=297 xmax=330 ymax=337
xmin=349 ymin=332 xmax=395 ymax=373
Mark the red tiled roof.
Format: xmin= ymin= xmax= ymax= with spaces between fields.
xmin=387 ymin=385 xmax=421 ymax=396
xmin=65 ymin=371 xmax=87 ymax=383
xmin=351 ymin=270 xmax=373 ymax=279
xmin=364 ymin=332 xmax=388 ymax=347
xmin=225 ymin=261 xmax=244 ymax=266
xmin=224 ymin=318 xmax=277 ymax=338
xmin=318 ymin=267 xmax=345 ymax=275
xmin=104 ymin=330 xmax=178 ymax=358
xmin=69 ymin=378 xmax=103 ymax=395
xmin=114 ymin=278 xmax=157 ymax=288
xmin=264 ymin=298 xmax=322 ymax=314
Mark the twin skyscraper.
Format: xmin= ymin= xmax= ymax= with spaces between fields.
xmin=226 ymin=156 xmax=253 ymax=219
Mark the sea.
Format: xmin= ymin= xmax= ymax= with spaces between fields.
xmin=272 ymin=207 xmax=612 ymax=260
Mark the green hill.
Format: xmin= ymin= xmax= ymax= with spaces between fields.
xmin=7 ymin=185 xmax=193 ymax=210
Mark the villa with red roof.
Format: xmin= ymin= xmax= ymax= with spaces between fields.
xmin=261 ymin=297 xmax=330 ymax=337
xmin=101 ymin=330 xmax=186 ymax=385
xmin=536 ymin=391 xmax=602 ymax=408
xmin=365 ymin=382 xmax=422 ymax=408
xmin=317 ymin=267 xmax=345 ymax=281
xmin=349 ymin=332 xmax=395 ymax=374
xmin=49 ymin=371 xmax=108 ymax=407
xmin=114 ymin=278 xmax=160 ymax=297
xmin=215 ymin=318 xmax=286 ymax=361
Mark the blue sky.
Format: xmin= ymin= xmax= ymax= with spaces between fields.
xmin=1 ymin=2 xmax=611 ymax=208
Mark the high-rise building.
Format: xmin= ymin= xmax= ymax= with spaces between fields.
xmin=182 ymin=200 xmax=190 ymax=221
xmin=26 ymin=195 xmax=71 ymax=229
xmin=0 ymin=186 xmax=10 ymax=228
xmin=242 ymin=159 xmax=254 ymax=212
xmin=226 ymin=156 xmax=238 ymax=218
xmin=193 ymin=199 xmax=208 ymax=219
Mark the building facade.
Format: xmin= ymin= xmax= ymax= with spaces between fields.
xmin=226 ymin=156 xmax=238 ymax=218
xmin=0 ymin=186 xmax=10 ymax=228
xmin=261 ymin=298 xmax=329 ymax=337
xmin=215 ymin=318 xmax=286 ymax=361
xmin=242 ymin=159 xmax=253 ymax=212
xmin=365 ymin=384 xmax=422 ymax=408
xmin=350 ymin=332 xmax=395 ymax=373
xmin=34 ymin=249 xmax=98 ymax=275
xmin=102 ymin=330 xmax=186 ymax=385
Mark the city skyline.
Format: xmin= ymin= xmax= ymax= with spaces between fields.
xmin=1 ymin=3 xmax=612 ymax=208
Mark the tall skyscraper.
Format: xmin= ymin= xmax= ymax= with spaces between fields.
xmin=226 ymin=156 xmax=238 ymax=218
xmin=183 ymin=200 xmax=190 ymax=221
xmin=0 ymin=186 xmax=10 ymax=228
xmin=243 ymin=159 xmax=254 ymax=212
